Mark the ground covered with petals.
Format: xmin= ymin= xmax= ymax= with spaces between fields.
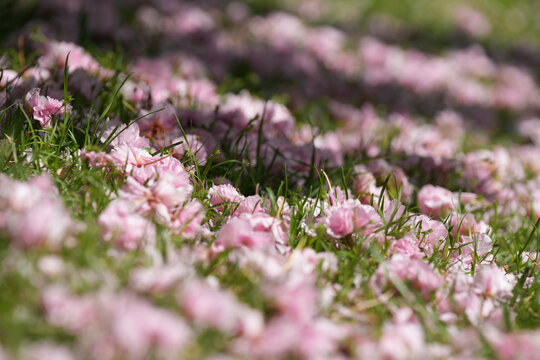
xmin=2 ymin=0 xmax=540 ymax=359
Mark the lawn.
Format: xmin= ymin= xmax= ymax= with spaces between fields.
xmin=1 ymin=0 xmax=540 ymax=359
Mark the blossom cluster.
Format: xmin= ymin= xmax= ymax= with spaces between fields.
xmin=1 ymin=0 xmax=540 ymax=359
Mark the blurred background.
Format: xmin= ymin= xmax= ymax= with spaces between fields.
xmin=3 ymin=0 xmax=540 ymax=141
xmin=3 ymin=0 xmax=540 ymax=47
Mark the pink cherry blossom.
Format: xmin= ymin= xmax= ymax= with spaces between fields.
xmin=378 ymin=308 xmax=426 ymax=360
xmin=383 ymin=199 xmax=406 ymax=223
xmin=39 ymin=41 xmax=106 ymax=76
xmin=129 ymin=263 xmax=191 ymax=294
xmin=208 ymin=183 xmax=245 ymax=209
xmin=487 ymin=328 xmax=540 ymax=360
xmin=410 ymin=215 xmax=448 ymax=255
xmin=449 ymin=213 xmax=489 ymax=237
xmin=25 ymin=88 xmax=71 ymax=128
xmin=417 ymin=185 xmax=455 ymax=218
xmin=472 ymin=264 xmax=515 ymax=299
xmin=43 ymin=287 xmax=192 ymax=360
xmin=453 ymin=232 xmax=493 ymax=265
xmin=0 ymin=174 xmax=76 ymax=250
xmin=388 ymin=234 xmax=424 ymax=260
xmin=172 ymin=129 xmax=217 ymax=164
xmin=178 ymin=279 xmax=263 ymax=336
xmin=42 ymin=286 xmax=97 ymax=333
xmin=119 ymin=174 xmax=193 ymax=217
xmin=266 ymin=278 xmax=318 ymax=323
xmin=101 ymin=123 xmax=150 ymax=149
xmin=233 ymin=316 xmax=344 ymax=359
xmin=214 ymin=214 xmax=275 ymax=251
xmin=353 ymin=170 xmax=383 ymax=203
xmin=323 ymin=205 xmax=354 ymax=238
xmin=107 ymin=294 xmax=192 ymax=359
xmin=372 ymin=255 xmax=443 ymax=299
xmin=167 ymin=200 xmax=205 ymax=238
xmin=322 ymin=199 xmax=382 ymax=238
xmin=234 ymin=195 xmax=269 ymax=216
xmin=0 ymin=69 xmax=22 ymax=87
xmin=98 ymin=200 xmax=156 ymax=251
